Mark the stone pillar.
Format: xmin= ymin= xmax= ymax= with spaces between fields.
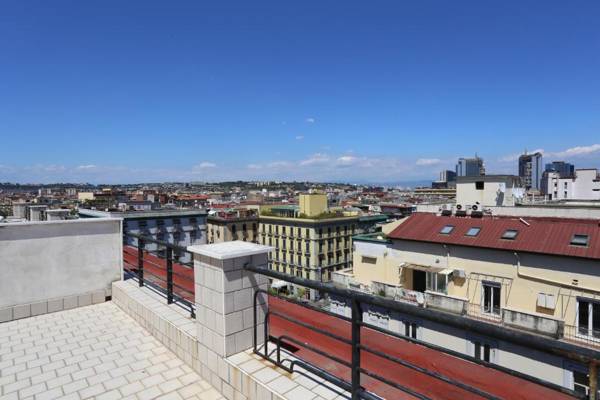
xmin=188 ymin=241 xmax=271 ymax=358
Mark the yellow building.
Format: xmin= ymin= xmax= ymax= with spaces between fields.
xmin=259 ymin=194 xmax=359 ymax=285
xmin=335 ymin=212 xmax=600 ymax=393
xmin=207 ymin=209 xmax=259 ymax=244
xmin=77 ymin=192 xmax=95 ymax=202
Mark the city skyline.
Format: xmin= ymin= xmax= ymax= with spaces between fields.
xmin=1 ymin=1 xmax=600 ymax=183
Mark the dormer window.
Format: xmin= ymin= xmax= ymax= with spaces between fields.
xmin=466 ymin=227 xmax=481 ymax=237
xmin=571 ymin=234 xmax=589 ymax=247
xmin=501 ymin=229 xmax=518 ymax=240
xmin=439 ymin=225 xmax=454 ymax=235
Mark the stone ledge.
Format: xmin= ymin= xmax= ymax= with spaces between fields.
xmin=113 ymin=279 xmax=343 ymax=400
xmin=0 ymin=288 xmax=109 ymax=324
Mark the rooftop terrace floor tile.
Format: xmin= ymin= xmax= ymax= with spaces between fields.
xmin=0 ymin=302 xmax=221 ymax=400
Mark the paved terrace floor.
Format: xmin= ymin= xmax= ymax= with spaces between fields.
xmin=0 ymin=302 xmax=222 ymax=400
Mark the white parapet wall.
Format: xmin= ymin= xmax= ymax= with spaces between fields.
xmin=0 ymin=218 xmax=123 ymax=321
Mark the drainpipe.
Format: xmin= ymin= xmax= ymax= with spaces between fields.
xmin=443 ymin=244 xmax=450 ymax=268
xmin=513 ymin=252 xmax=521 ymax=276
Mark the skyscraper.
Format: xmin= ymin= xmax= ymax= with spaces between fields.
xmin=456 ymin=156 xmax=485 ymax=177
xmin=518 ymin=151 xmax=543 ymax=191
xmin=440 ymin=170 xmax=456 ymax=182
xmin=545 ymin=161 xmax=575 ymax=178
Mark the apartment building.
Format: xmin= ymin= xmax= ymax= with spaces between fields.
xmin=542 ymin=168 xmax=600 ymax=201
xmin=207 ymin=208 xmax=259 ymax=243
xmin=79 ymin=208 xmax=207 ymax=262
xmin=333 ymin=212 xmax=600 ymax=396
xmin=258 ymin=193 xmax=384 ymax=288
xmin=456 ymin=156 xmax=485 ymax=177
xmin=519 ymin=151 xmax=543 ymax=191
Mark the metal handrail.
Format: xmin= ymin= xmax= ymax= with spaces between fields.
xmin=123 ymin=232 xmax=195 ymax=318
xmin=248 ymin=265 xmax=590 ymax=400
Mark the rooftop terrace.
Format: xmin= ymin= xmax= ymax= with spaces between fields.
xmin=2 ymin=218 xmax=598 ymax=400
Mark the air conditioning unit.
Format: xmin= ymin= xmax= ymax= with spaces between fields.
xmin=455 ymin=205 xmax=467 ymax=217
xmin=471 ymin=211 xmax=483 ymax=218
xmin=453 ymin=269 xmax=466 ymax=279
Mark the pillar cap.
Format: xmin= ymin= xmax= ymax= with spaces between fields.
xmin=187 ymin=241 xmax=273 ymax=260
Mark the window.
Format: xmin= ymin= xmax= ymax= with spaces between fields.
xmin=426 ymin=272 xmax=448 ymax=294
xmin=362 ymin=256 xmax=377 ymax=264
xmin=439 ymin=225 xmax=454 ymax=235
xmin=501 ymin=229 xmax=518 ymax=240
xmin=571 ymin=234 xmax=589 ymax=247
xmin=466 ymin=227 xmax=481 ymax=237
xmin=482 ymin=281 xmax=501 ymax=315
xmin=403 ymin=321 xmax=419 ymax=339
xmin=577 ymin=298 xmax=600 ymax=338
xmin=475 ymin=181 xmax=484 ymax=190
xmin=475 ymin=342 xmax=491 ymax=362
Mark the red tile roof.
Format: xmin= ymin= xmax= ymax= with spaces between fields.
xmin=388 ymin=213 xmax=600 ymax=260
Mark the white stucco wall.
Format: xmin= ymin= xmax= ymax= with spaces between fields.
xmin=0 ymin=218 xmax=123 ymax=308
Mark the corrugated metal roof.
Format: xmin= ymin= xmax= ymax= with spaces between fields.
xmin=388 ymin=213 xmax=600 ymax=260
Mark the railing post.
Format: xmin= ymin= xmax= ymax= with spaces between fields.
xmin=351 ymin=298 xmax=362 ymax=400
xmin=137 ymin=238 xmax=144 ymax=287
xmin=166 ymin=247 xmax=173 ymax=304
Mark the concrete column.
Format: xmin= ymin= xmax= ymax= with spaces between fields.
xmin=188 ymin=241 xmax=271 ymax=358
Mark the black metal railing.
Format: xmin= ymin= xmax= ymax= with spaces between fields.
xmin=247 ymin=265 xmax=591 ymax=400
xmin=123 ymin=232 xmax=196 ymax=318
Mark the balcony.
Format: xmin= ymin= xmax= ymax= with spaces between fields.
xmin=563 ymin=325 xmax=600 ymax=349
xmin=502 ymin=307 xmax=563 ymax=338
xmin=425 ymin=291 xmax=467 ymax=315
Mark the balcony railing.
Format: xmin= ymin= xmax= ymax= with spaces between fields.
xmin=246 ymin=265 xmax=586 ymax=400
xmin=466 ymin=302 xmax=503 ymax=323
xmin=564 ymin=325 xmax=600 ymax=349
xmin=123 ymin=232 xmax=195 ymax=318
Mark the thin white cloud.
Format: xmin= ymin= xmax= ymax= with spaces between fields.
xmin=267 ymin=161 xmax=293 ymax=168
xmin=500 ymin=144 xmax=600 ymax=163
xmin=498 ymin=149 xmax=544 ymax=163
xmin=336 ymin=155 xmax=358 ymax=165
xmin=195 ymin=161 xmax=217 ymax=169
xmin=549 ymin=144 xmax=600 ymax=158
xmin=415 ymin=158 xmax=442 ymax=166
xmin=247 ymin=163 xmax=262 ymax=170
xmin=76 ymin=164 xmax=97 ymax=170
xmin=305 ymin=117 xmax=315 ymax=123
xmin=295 ymin=135 xmax=304 ymax=140
xmin=300 ymin=153 xmax=330 ymax=166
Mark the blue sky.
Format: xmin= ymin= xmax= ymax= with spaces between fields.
xmin=1 ymin=1 xmax=599 ymax=184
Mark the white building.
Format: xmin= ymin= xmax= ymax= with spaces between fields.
xmin=456 ymin=175 xmax=525 ymax=209
xmin=543 ymin=169 xmax=600 ymax=201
